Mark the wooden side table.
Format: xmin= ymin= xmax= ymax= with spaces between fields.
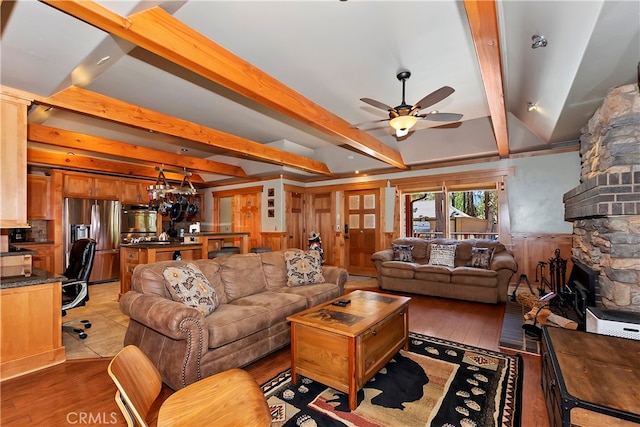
xmin=541 ymin=326 xmax=640 ymax=426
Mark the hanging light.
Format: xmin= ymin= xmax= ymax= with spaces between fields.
xmin=389 ymin=115 xmax=418 ymax=137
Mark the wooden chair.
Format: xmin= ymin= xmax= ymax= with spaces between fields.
xmin=107 ymin=345 xmax=272 ymax=427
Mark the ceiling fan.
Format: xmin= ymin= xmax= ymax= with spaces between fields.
xmin=351 ymin=71 xmax=463 ymax=137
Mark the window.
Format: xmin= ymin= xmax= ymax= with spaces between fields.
xmin=406 ymin=186 xmax=499 ymax=240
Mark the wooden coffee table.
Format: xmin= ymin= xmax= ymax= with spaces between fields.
xmin=287 ymin=290 xmax=411 ymax=410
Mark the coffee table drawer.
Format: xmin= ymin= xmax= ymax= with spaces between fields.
xmin=360 ymin=308 xmax=408 ymax=385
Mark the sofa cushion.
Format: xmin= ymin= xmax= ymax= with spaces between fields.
xmin=259 ymin=251 xmax=287 ymax=291
xmin=162 ymin=263 xmax=219 ymax=316
xmin=277 ymin=283 xmax=341 ymax=308
xmin=205 ymin=303 xmax=271 ymax=348
xmin=192 ymin=259 xmax=227 ymax=304
xmin=391 ymin=237 xmax=429 ymax=260
xmin=229 ymin=291 xmax=307 ymax=326
xmin=392 ymin=244 xmax=414 ymax=262
xmin=380 ymin=261 xmax=416 ymax=279
xmin=284 ymin=250 xmax=325 ymax=286
xmin=451 ymin=267 xmax=498 ymax=288
xmin=428 ymin=243 xmax=456 ymax=267
xmin=414 ymin=264 xmax=452 ymax=283
xmin=468 ymin=247 xmax=495 ymax=269
xmin=218 ymin=254 xmax=267 ymax=301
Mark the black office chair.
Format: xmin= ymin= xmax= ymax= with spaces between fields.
xmin=62 ymin=238 xmax=96 ymax=339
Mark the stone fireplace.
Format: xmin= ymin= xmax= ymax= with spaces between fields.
xmin=563 ymin=83 xmax=640 ymax=314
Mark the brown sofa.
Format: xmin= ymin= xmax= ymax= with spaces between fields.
xmin=119 ymin=250 xmax=348 ymax=390
xmin=371 ymin=238 xmax=517 ymax=304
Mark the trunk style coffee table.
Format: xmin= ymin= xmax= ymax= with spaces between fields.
xmin=287 ymin=290 xmax=411 ymax=410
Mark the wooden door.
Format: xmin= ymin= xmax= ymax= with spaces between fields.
xmin=235 ymin=193 xmax=261 ymax=249
xmin=309 ymin=193 xmax=333 ymax=265
xmin=286 ymin=191 xmax=304 ymax=250
xmin=344 ymin=190 xmax=379 ymax=276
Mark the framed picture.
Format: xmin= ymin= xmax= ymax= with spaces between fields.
xmin=267 ymin=188 xmax=275 ymax=197
xmin=268 ymin=209 xmax=275 ymax=218
xmin=267 ymin=199 xmax=275 ymax=208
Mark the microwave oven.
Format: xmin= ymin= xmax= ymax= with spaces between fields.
xmin=121 ymin=205 xmax=157 ymax=235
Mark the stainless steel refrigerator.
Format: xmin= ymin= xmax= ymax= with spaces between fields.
xmin=64 ymin=198 xmax=120 ymax=283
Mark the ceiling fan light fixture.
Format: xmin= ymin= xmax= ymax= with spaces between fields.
xmin=395 ymin=128 xmax=410 ymax=138
xmin=389 ymin=114 xmax=418 ymax=133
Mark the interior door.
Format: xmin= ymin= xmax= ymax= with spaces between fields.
xmin=345 ymin=190 xmax=379 ymax=276
xmin=286 ymin=191 xmax=304 ymax=250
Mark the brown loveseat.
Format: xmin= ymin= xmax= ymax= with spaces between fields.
xmin=119 ymin=250 xmax=348 ymax=390
xmin=371 ymin=238 xmax=517 ymax=304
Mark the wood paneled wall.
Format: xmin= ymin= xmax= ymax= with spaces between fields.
xmin=509 ymin=233 xmax=574 ymax=288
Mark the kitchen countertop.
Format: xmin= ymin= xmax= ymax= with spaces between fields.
xmin=120 ymin=242 xmax=203 ymax=249
xmin=183 ymin=232 xmax=250 ymax=236
xmin=11 ymin=241 xmax=54 ymax=245
xmin=0 ymin=268 xmax=65 ymax=289
xmin=0 ymin=247 xmax=38 ymax=258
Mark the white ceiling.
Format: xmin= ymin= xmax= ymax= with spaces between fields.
xmin=1 ymin=0 xmax=638 ymax=184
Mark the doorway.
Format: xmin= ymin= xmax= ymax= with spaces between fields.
xmin=344 ymin=190 xmax=379 ymax=276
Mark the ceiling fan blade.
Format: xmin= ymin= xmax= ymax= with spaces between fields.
xmin=418 ymin=112 xmax=463 ymax=122
xmin=413 ymin=86 xmax=455 ymax=111
xmin=350 ymin=118 xmax=391 ymax=128
xmin=360 ymin=97 xmax=395 ymax=112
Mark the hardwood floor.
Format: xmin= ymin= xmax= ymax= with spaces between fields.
xmin=0 ymin=288 xmax=550 ymax=427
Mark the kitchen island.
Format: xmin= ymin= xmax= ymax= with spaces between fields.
xmin=119 ymin=241 xmax=204 ymax=297
xmin=1 ymin=268 xmax=66 ymax=381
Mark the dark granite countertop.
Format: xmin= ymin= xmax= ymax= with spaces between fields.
xmin=11 ymin=241 xmax=55 ymax=246
xmin=120 ymin=242 xmax=203 ymax=249
xmin=0 ymin=246 xmax=38 ymax=258
xmin=0 ymin=268 xmax=65 ymax=289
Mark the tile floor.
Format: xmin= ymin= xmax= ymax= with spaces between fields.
xmin=62 ymin=281 xmax=127 ymax=359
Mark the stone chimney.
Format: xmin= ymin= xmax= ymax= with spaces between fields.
xmin=563 ymin=83 xmax=640 ymax=313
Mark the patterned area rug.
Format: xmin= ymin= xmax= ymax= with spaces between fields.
xmin=263 ymin=332 xmax=522 ymax=427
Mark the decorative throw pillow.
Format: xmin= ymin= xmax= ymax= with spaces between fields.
xmin=284 ymin=250 xmax=325 ymax=287
xmin=163 ymin=263 xmax=219 ymax=315
xmin=428 ymin=244 xmax=456 ymax=267
xmin=392 ymin=244 xmax=414 ymax=262
xmin=468 ymin=247 xmax=495 ymax=269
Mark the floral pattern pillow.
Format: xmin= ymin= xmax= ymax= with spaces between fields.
xmin=468 ymin=247 xmax=495 ymax=269
xmin=284 ymin=250 xmax=325 ymax=287
xmin=163 ymin=263 xmax=219 ymax=315
xmin=392 ymin=244 xmax=414 ymax=262
xmin=428 ymin=244 xmax=456 ymax=267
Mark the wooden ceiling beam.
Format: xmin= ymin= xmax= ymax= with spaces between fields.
xmin=33 ymin=85 xmax=332 ymax=177
xmin=463 ymin=0 xmax=510 ymax=158
xmin=27 ymin=124 xmax=248 ymax=178
xmin=40 ymin=0 xmax=407 ymax=170
xmin=27 ymin=148 xmax=204 ymax=183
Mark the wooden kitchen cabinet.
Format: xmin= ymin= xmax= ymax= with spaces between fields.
xmin=12 ymin=243 xmax=54 ymax=272
xmin=0 ymin=92 xmax=30 ymax=228
xmin=121 ymin=179 xmax=152 ymax=205
xmin=64 ymin=172 xmax=121 ymax=199
xmin=27 ymin=175 xmax=52 ymax=220
xmin=1 ymin=280 xmax=65 ymax=381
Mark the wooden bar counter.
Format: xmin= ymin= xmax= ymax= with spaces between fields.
xmin=119 ymin=242 xmax=203 ymax=297
xmin=183 ymin=232 xmax=250 ymax=254
xmin=0 ymin=268 xmax=66 ymax=381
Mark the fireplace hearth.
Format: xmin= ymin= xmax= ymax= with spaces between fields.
xmin=563 ymin=83 xmax=640 ymax=314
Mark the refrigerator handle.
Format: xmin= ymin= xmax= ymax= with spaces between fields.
xmin=91 ymin=204 xmax=101 ymax=244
